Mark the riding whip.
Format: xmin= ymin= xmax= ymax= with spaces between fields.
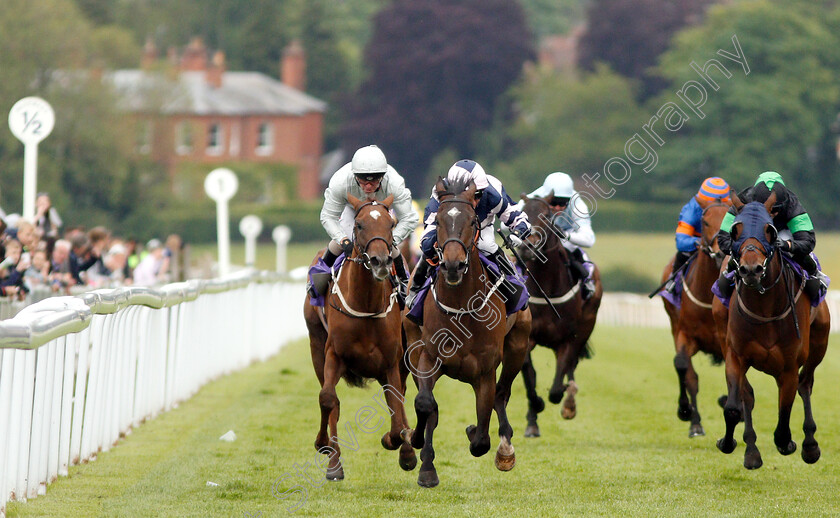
xmin=648 ymin=250 xmax=698 ymax=299
xmin=497 ymin=228 xmax=563 ymax=323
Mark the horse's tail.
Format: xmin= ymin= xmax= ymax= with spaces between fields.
xmin=343 ymin=370 xmax=370 ymax=388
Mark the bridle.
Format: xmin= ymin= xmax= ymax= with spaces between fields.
xmin=698 ymin=203 xmax=728 ymax=264
xmin=434 ymin=198 xmax=480 ymax=273
xmin=522 ymin=197 xmax=563 ymax=254
xmin=349 ymin=200 xmax=394 ymax=271
xmin=733 ymin=239 xmax=782 ymax=295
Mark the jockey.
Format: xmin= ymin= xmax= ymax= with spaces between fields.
xmin=664 ymin=177 xmax=731 ymax=294
xmin=406 ymin=159 xmax=531 ymax=312
xmin=715 ymin=171 xmax=828 ymax=300
xmin=526 ymin=172 xmax=596 ymax=299
xmin=310 ymin=145 xmax=419 ymax=298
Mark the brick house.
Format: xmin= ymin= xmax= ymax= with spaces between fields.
xmin=110 ymin=38 xmax=326 ymax=201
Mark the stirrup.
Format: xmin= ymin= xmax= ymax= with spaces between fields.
xmin=583 ymin=279 xmax=596 ymax=300
xmin=406 ymin=287 xmax=422 ymax=309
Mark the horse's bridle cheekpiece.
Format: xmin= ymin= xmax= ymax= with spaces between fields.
xmin=350 ymin=200 xmax=393 ymax=270
xmin=434 ymin=198 xmax=479 ymax=273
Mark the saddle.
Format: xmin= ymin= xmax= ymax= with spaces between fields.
xmin=307 ymin=253 xmax=404 ymax=310
xmin=406 ymin=253 xmax=528 ymax=326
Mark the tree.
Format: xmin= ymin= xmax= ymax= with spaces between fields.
xmin=578 ymin=0 xmax=717 ymax=99
xmin=475 ymin=65 xmax=646 ymax=196
xmin=341 ymin=0 xmax=535 ymax=193
xmin=652 ymin=0 xmax=840 ymax=225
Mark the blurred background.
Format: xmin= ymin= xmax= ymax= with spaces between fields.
xmin=2 ymin=0 xmax=840 ymax=291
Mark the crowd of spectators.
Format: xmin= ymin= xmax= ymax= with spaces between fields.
xmin=1 ymin=192 xmax=180 ymax=300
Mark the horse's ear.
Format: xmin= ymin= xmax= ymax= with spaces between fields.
xmin=462 ymin=179 xmax=477 ymax=201
xmin=347 ymin=192 xmax=363 ymax=210
xmin=520 ymin=192 xmax=529 ymax=202
xmin=731 ymin=190 xmax=744 ymax=212
xmin=766 ymin=224 xmax=778 ymax=245
xmin=542 ymin=189 xmax=554 ymax=203
xmin=381 ymin=194 xmax=394 ymax=209
xmin=696 ymin=195 xmax=711 ymax=210
xmin=730 ymin=221 xmax=742 ymax=242
xmin=764 ymin=191 xmax=777 ymax=214
xmin=434 ymin=176 xmax=447 ymax=198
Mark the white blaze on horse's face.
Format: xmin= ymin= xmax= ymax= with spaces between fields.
xmin=370 ymin=210 xmax=381 ymax=220
xmin=447 ymin=207 xmax=461 ymax=218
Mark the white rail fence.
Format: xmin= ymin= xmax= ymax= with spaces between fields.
xmin=0 ymin=273 xmax=307 ymax=517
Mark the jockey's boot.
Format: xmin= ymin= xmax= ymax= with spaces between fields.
xmin=307 ymin=248 xmax=338 ymax=299
xmin=715 ymin=257 xmax=737 ymax=300
xmin=801 ymin=253 xmax=828 ymax=303
xmin=489 ymin=249 xmax=525 ymax=314
xmin=392 ymin=253 xmax=409 ymax=307
xmin=665 ymin=250 xmax=693 ymax=295
xmin=570 ymin=248 xmax=595 ymax=300
xmin=406 ymin=259 xmax=431 ymax=310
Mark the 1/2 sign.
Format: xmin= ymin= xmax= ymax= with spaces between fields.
xmin=9 ymin=97 xmax=55 ymax=145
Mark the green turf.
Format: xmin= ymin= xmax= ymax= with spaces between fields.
xmin=8 ymin=325 xmax=840 ymax=517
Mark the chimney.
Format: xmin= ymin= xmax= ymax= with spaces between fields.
xmin=142 ymin=37 xmax=157 ymax=69
xmin=207 ymin=51 xmax=225 ymax=88
xmin=181 ymin=37 xmax=207 ymax=71
xmin=281 ymin=39 xmax=306 ymax=91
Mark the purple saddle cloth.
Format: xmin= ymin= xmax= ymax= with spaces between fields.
xmin=711 ymin=253 xmax=829 ymax=309
xmin=657 ymin=255 xmax=695 ymax=310
xmin=407 ymin=254 xmax=528 ymax=326
xmin=307 ymin=253 xmax=346 ymax=307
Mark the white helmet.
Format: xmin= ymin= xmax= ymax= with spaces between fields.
xmin=351 ymin=145 xmax=388 ymax=180
xmin=447 ymin=159 xmax=490 ymax=190
xmin=541 ymin=172 xmax=575 ymax=198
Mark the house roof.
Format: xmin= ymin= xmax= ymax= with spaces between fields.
xmin=109 ymin=69 xmax=327 ymax=116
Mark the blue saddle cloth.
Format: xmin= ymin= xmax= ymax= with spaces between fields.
xmin=711 ymin=253 xmax=829 ymax=309
xmin=407 ymin=254 xmax=529 ymax=326
xmin=307 ymin=253 xmax=347 ymax=307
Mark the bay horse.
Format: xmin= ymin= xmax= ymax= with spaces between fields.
xmin=303 ymin=194 xmax=416 ymax=481
xmin=403 ymin=177 xmax=531 ymax=488
xmin=516 ymin=193 xmax=602 ymax=438
xmin=714 ymin=193 xmax=830 ymax=469
xmin=659 ymin=197 xmax=731 ymax=438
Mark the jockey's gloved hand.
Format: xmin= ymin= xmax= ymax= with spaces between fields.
xmin=510 ymin=226 xmax=531 ymax=239
xmin=508 ymin=234 xmax=524 ymax=248
xmin=340 ymin=238 xmax=354 ymax=257
xmin=774 ymin=238 xmax=793 ymax=255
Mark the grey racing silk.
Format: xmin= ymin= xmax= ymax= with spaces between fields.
xmin=320 ymin=163 xmax=419 ymax=245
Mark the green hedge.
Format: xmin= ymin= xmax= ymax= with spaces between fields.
xmin=588 ymin=199 xmax=683 ymax=233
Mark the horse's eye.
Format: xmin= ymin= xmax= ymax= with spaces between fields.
xmin=355 ymin=222 xmax=362 ymax=230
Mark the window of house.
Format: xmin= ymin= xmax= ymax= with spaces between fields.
xmin=136 ymin=120 xmax=152 ymax=155
xmin=176 ymin=121 xmax=193 ymax=155
xmin=207 ymin=122 xmax=223 ymax=155
xmin=256 ymin=122 xmax=273 ymax=156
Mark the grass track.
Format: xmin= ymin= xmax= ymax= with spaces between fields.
xmin=8 ymin=325 xmax=840 ymax=517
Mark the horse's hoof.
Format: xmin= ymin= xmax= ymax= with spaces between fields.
xmin=717 ymin=437 xmax=737 ymax=454
xmin=417 ymin=469 xmax=439 ymax=488
xmin=465 ymin=425 xmax=477 ymax=442
xmin=469 ymin=437 xmax=491 ymax=458
xmin=744 ymin=454 xmax=763 ymax=470
xmin=776 ymin=440 xmax=797 ymax=456
xmin=561 ymin=404 xmax=577 ymax=420
xmin=531 ymin=396 xmax=546 ymax=414
xmin=381 ymin=432 xmax=400 ymax=451
xmin=399 ymin=448 xmax=418 ymax=471
xmin=802 ymin=443 xmax=821 ymax=464
xmin=326 ymin=465 xmax=344 ymax=481
xmin=495 ymin=437 xmax=515 ymax=471
xmin=548 ymin=389 xmax=563 ymax=405
xmin=689 ymin=424 xmax=705 ymax=438
xmin=524 ymin=424 xmax=540 ymax=438
xmin=717 ymin=395 xmax=728 ymax=409
xmin=677 ymin=406 xmax=692 ymax=422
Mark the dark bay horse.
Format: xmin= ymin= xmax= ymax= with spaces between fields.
xmin=660 ymin=198 xmax=731 ymax=438
xmin=403 ymin=177 xmax=531 ymax=487
xmin=714 ymin=193 xmax=830 ymax=469
xmin=303 ymin=194 xmax=416 ymax=480
xmin=517 ymin=194 xmax=602 ymax=438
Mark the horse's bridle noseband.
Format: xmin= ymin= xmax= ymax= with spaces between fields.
xmin=434 ymin=198 xmax=479 ymax=272
xmin=734 ymin=238 xmax=780 ymax=295
xmin=350 ymin=200 xmax=393 ymax=271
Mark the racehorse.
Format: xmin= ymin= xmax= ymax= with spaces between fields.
xmin=659 ymin=197 xmax=731 ymax=438
xmin=714 ymin=193 xmax=830 ymax=469
xmin=403 ymin=177 xmax=531 ymax=487
xmin=516 ymin=193 xmax=602 ymax=438
xmin=303 ymin=194 xmax=416 ymax=480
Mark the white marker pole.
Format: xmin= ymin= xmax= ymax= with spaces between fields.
xmin=8 ymin=97 xmax=55 ymax=220
xmin=239 ymin=215 xmax=263 ymax=267
xmin=272 ymin=225 xmax=292 ymax=274
xmin=204 ymin=168 xmax=238 ymax=277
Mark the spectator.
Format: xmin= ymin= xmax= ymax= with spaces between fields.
xmin=23 ymin=246 xmax=51 ymax=291
xmin=50 ymin=239 xmax=75 ymax=292
xmin=16 ymin=219 xmax=42 ymax=259
xmin=1 ymin=238 xmax=30 ymax=299
xmin=69 ymin=234 xmax=94 ymax=285
xmin=34 ymin=192 xmax=62 ymax=239
xmin=133 ymin=238 xmax=166 ymax=286
xmin=104 ymin=242 xmax=131 ymax=286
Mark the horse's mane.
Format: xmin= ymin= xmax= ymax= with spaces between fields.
xmin=436 ymin=175 xmax=473 ymax=199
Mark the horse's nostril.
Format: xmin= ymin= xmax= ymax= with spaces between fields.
xmin=755 ymin=265 xmax=764 ymax=275
xmin=739 ymin=266 xmax=750 ymax=276
xmin=456 ymin=261 xmax=466 ymax=271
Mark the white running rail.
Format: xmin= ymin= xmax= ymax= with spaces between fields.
xmin=0 ymin=272 xmax=306 ymax=517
